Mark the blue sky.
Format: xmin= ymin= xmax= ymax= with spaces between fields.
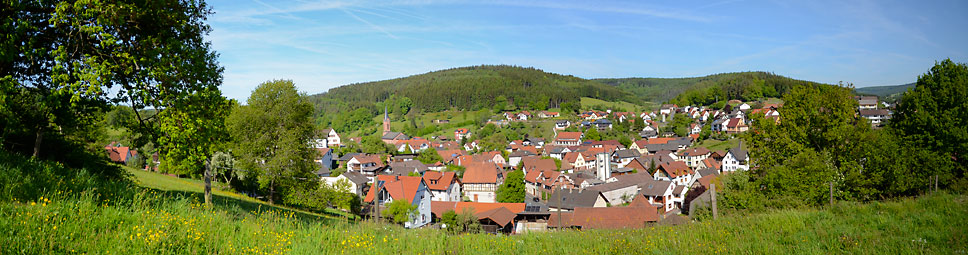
xmin=207 ymin=0 xmax=968 ymax=101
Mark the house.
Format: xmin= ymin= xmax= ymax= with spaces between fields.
xmin=857 ymin=96 xmax=878 ymax=110
xmin=586 ymin=173 xmax=654 ymax=205
xmin=722 ymin=146 xmax=749 ymax=172
xmin=546 ymin=146 xmax=571 ymax=160
xmin=738 ymin=103 xmax=751 ymax=111
xmin=654 ymin=161 xmax=694 ymax=186
xmin=554 ymin=132 xmax=583 ymax=147
xmin=320 ymin=171 xmax=370 ymax=197
xmin=859 ymin=109 xmax=891 ymax=126
xmin=104 ymin=142 xmax=138 ymax=164
xmin=659 ymin=104 xmax=678 ymax=116
xmin=381 ymin=131 xmax=410 ymax=144
xmin=454 ymin=128 xmax=470 ymax=140
xmin=524 ymin=168 xmax=574 ymax=199
xmin=554 ymin=120 xmax=571 ymax=130
xmin=636 ymin=179 xmax=676 ymax=212
xmin=321 ymin=128 xmax=342 ymax=147
xmin=725 ymin=118 xmax=748 ymax=134
xmin=462 ymin=163 xmax=504 ymax=203
xmin=688 ymin=123 xmax=702 ymax=135
xmin=539 ymin=111 xmax=560 ymax=118
xmin=629 ymin=140 xmax=650 ymax=154
xmin=423 ymin=170 xmax=462 ymax=202
xmin=675 ymin=147 xmax=711 ymax=169
xmin=364 ymin=175 xmax=433 ymax=228
xmin=592 ymin=119 xmax=613 ymax=130
xmin=431 ymin=202 xmax=526 ymax=234
xmin=611 ymin=149 xmax=641 ymax=168
xmin=521 ymin=157 xmax=558 ymax=173
xmin=546 ymin=189 xmax=608 ymax=211
xmin=548 ymin=204 xmax=659 ymax=229
xmin=315 ymin=148 xmax=334 ymax=173
xmin=711 ymin=118 xmax=728 ymax=132
xmin=387 ymin=161 xmax=430 ymax=176
xmin=507 ymin=150 xmax=537 ymax=168
xmin=347 ymin=154 xmax=387 ymax=178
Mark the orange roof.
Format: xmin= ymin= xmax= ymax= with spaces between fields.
xmin=658 ymin=161 xmax=693 ymax=178
xmin=701 ymin=158 xmax=721 ymax=170
xmin=476 ymin=207 xmax=518 ymax=227
xmin=633 ymin=139 xmax=649 ymax=148
xmin=647 ymin=137 xmax=675 ymax=145
xmin=353 ymin=154 xmax=384 ymax=166
xmin=430 ymin=201 xmax=526 ymax=219
xmin=522 ymin=157 xmax=557 ymax=172
xmin=423 ymin=170 xmax=460 ymax=191
xmin=363 ymin=175 xmax=426 ymax=203
xmin=461 ymin=162 xmax=501 ymax=184
xmin=556 ymin=132 xmax=582 ymax=141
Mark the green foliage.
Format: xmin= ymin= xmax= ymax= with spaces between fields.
xmin=382 ymin=199 xmax=417 ymax=224
xmin=360 ymin=136 xmax=394 ymax=154
xmin=440 ymin=208 xmax=482 ymax=234
xmin=560 ymin=101 xmax=581 ymax=114
xmin=597 ymin=72 xmax=818 ymax=105
xmin=496 ymin=170 xmax=525 ymax=203
xmin=416 ymin=147 xmax=443 ymax=164
xmin=211 ymin=151 xmax=237 ymax=184
xmin=584 ymin=128 xmax=601 ymax=141
xmin=332 ymin=108 xmax=374 ymax=134
xmin=226 ymin=80 xmax=317 ymax=204
xmin=893 ymin=59 xmax=967 ymax=180
xmin=666 ymin=113 xmax=693 ymax=137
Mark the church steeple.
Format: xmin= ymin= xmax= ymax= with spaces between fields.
xmin=382 ymin=105 xmax=391 ymax=134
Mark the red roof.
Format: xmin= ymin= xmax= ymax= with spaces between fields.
xmin=430 ymin=201 xmax=526 ymax=219
xmin=647 ymin=138 xmax=675 ymax=145
xmin=701 ymin=158 xmax=721 ymax=170
xmin=363 ymin=175 xmax=426 ymax=203
xmin=521 ymin=157 xmax=556 ymax=172
xmin=556 ymin=132 xmax=583 ymax=141
xmin=658 ymin=161 xmax=693 ymax=178
xmin=423 ymin=170 xmax=459 ymax=191
xmin=461 ymin=162 xmax=502 ymax=184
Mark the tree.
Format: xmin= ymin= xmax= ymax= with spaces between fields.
xmin=584 ymin=128 xmax=601 ymax=141
xmin=416 ymin=147 xmax=443 ymax=164
xmin=1 ymin=0 xmax=225 ymax=166
xmin=226 ymin=80 xmax=317 ymax=204
xmin=211 ymin=151 xmax=237 ymax=184
xmin=382 ymin=199 xmax=417 ymax=224
xmin=493 ymin=96 xmax=508 ymax=112
xmin=560 ymin=101 xmax=581 ymax=115
xmin=440 ymin=208 xmax=481 ymax=233
xmin=496 ymin=170 xmax=525 ymax=203
xmin=893 ymin=59 xmax=967 ymax=181
xmin=360 ymin=135 xmax=393 ymax=154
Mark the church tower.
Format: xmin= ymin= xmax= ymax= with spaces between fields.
xmin=382 ymin=106 xmax=391 ymax=135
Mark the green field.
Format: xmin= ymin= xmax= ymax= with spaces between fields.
xmin=581 ymin=97 xmax=655 ymax=112
xmin=2 ymin=150 xmax=966 ymax=254
xmin=695 ymin=138 xmax=741 ymax=152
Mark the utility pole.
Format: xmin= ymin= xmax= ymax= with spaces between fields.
xmin=373 ymin=179 xmax=382 ymax=223
xmin=204 ymin=159 xmax=212 ymax=207
xmin=710 ymin=183 xmax=718 ymax=220
xmin=557 ymin=187 xmax=562 ymax=230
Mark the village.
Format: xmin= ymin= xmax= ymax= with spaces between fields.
xmin=103 ymin=95 xmax=892 ymax=234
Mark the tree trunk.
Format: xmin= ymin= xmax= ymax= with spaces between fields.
xmin=204 ymin=160 xmax=212 ymax=207
xmin=32 ymin=127 xmax=44 ymax=158
xmin=269 ymin=180 xmax=275 ymax=205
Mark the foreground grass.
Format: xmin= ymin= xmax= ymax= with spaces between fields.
xmin=2 ymin=152 xmax=965 ymax=254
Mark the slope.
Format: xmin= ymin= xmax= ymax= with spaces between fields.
xmin=596 ymin=71 xmax=828 ymax=105
xmin=855 ymin=83 xmax=915 ymax=98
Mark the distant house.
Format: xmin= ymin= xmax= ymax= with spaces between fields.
xmin=654 ymin=161 xmax=694 ymax=186
xmin=321 ymin=128 xmax=342 ymax=147
xmin=611 ymin=149 xmax=641 ymax=168
xmin=507 ymin=150 xmax=537 ymax=168
xmin=347 ymin=154 xmax=387 ymax=178
xmin=859 ymin=109 xmax=891 ymax=126
xmin=554 ymin=132 xmax=583 ymax=146
xmin=315 ymin=148 xmax=334 ymax=172
xmin=635 ymin=179 xmax=676 ymax=212
xmin=711 ymin=118 xmax=727 ymax=132
xmin=364 ymin=175 xmax=433 ymax=228
xmin=387 ymin=161 xmax=430 ymax=176
xmin=539 ymin=111 xmax=560 ymax=118
xmin=688 ymin=123 xmax=702 ymax=135
xmin=462 ymin=163 xmax=504 ymax=203
xmin=554 ymin=120 xmax=571 ymax=130
xmin=659 ymin=104 xmax=678 ymax=116
xmin=430 ymin=202 xmax=526 ymax=234
xmin=722 ymin=146 xmax=749 ymax=173
xmin=675 ymin=147 xmax=711 ymax=169
xmin=454 ymin=128 xmax=470 ymax=140
xmin=592 ymin=119 xmax=613 ymax=130
xmin=381 ymin=132 xmax=410 ymax=144
xmin=857 ymin=96 xmax=878 ymax=110
xmin=548 ymin=202 xmax=659 ymax=229
xmin=321 ymin=171 xmax=370 ymax=196
xmin=104 ymin=142 xmax=138 ymax=164
xmin=725 ymin=118 xmax=748 ymax=134
xmin=738 ymin=103 xmax=751 ymax=111
xmin=423 ymin=170 xmax=462 ymax=202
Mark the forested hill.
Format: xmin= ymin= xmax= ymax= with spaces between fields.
xmin=855 ymin=83 xmax=915 ymax=97
xmin=596 ymin=72 xmax=829 ymax=106
xmin=310 ymin=65 xmax=631 ymax=113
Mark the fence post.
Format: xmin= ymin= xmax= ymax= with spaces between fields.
xmin=710 ymin=183 xmax=718 ymax=220
xmin=829 ymin=181 xmax=834 ymax=206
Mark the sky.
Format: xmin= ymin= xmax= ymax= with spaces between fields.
xmin=206 ymin=0 xmax=968 ymax=101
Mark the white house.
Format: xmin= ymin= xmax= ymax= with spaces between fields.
xmin=461 ymin=163 xmax=504 ymax=203
xmin=364 ymin=175 xmax=433 ymax=228
xmin=738 ymin=103 xmax=751 ymax=111
xmin=636 ymin=179 xmax=676 ymax=212
xmin=423 ymin=171 xmax=462 ymax=202
xmin=320 ymin=171 xmax=369 ymax=197
xmin=722 ymin=147 xmax=749 ymax=172
xmin=322 ymin=128 xmax=342 ymax=147
xmin=675 ymin=147 xmax=711 ymax=169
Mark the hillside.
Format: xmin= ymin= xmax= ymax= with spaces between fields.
xmin=2 ymin=151 xmax=965 ymax=253
xmin=311 ymin=65 xmax=632 ymax=113
xmin=596 ymin=72 xmax=828 ymax=105
xmin=855 ymin=83 xmax=915 ymax=97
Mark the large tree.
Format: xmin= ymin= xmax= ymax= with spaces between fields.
xmin=1 ymin=0 xmax=226 ymax=174
xmin=226 ymin=80 xmax=317 ymax=204
xmin=496 ymin=170 xmax=525 ymax=203
xmin=892 ymin=59 xmax=967 ymax=182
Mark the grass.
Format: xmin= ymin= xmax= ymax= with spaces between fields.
xmin=581 ymin=97 xmax=654 ymax=112
xmin=2 ymin=150 xmax=966 ymax=254
xmin=695 ymin=137 xmax=741 ymax=152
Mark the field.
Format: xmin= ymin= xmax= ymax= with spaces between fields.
xmin=695 ymin=138 xmax=742 ymax=152
xmin=1 ymin=150 xmax=966 ymax=254
xmin=581 ymin=97 xmax=655 ymax=112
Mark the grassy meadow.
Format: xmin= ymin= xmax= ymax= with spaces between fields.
xmin=1 ymin=150 xmax=966 ymax=254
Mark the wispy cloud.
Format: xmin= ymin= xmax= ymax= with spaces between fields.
xmin=340 ymin=7 xmax=399 ymax=39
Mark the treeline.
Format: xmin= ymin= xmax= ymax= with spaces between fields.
xmin=308 ymin=65 xmax=632 ymax=128
xmin=597 ymin=72 xmax=825 ymax=106
xmin=719 ymin=60 xmax=967 ymax=213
